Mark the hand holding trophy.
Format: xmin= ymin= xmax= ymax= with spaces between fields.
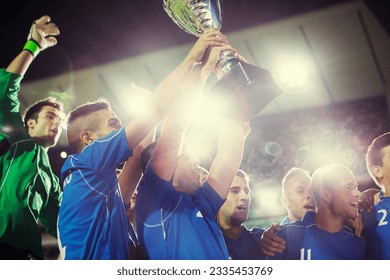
xmin=163 ymin=0 xmax=283 ymax=120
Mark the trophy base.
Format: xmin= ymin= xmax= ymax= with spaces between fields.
xmin=208 ymin=62 xmax=283 ymax=121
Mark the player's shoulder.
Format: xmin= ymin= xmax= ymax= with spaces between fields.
xmin=277 ymin=220 xmax=306 ymax=239
xmin=245 ymin=226 xmax=265 ymax=237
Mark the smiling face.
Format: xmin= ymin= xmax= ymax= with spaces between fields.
xmin=218 ymin=174 xmax=251 ymax=227
xmin=311 ymin=164 xmax=361 ymax=222
xmin=327 ymin=168 xmax=361 ymax=220
xmin=27 ymin=105 xmax=64 ymax=148
xmin=282 ymin=172 xmax=315 ymax=222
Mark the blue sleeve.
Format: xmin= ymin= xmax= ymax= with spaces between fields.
xmin=251 ymin=227 xmax=265 ymax=245
xmin=193 ymin=182 xmax=226 ymax=219
xmin=78 ymin=126 xmax=132 ymax=174
xmin=137 ymin=164 xmax=180 ymax=211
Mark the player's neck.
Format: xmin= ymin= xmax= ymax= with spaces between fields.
xmin=380 ymin=181 xmax=390 ymax=197
xmin=219 ymin=221 xmax=243 ymax=240
xmin=314 ymin=210 xmax=344 ymax=233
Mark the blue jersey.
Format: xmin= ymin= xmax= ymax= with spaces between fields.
xmin=362 ymin=193 xmax=390 ymax=259
xmin=136 ymin=166 xmax=229 ymax=260
xmin=267 ymin=212 xmax=365 ymax=260
xmin=57 ymin=127 xmax=135 ymax=260
xmin=223 ymin=226 xmax=265 ymax=260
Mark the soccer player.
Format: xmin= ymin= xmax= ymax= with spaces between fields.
xmin=267 ymin=164 xmax=365 ymax=260
xmin=280 ymin=167 xmax=315 ymax=225
xmin=57 ymin=29 xmax=232 ymax=259
xmin=135 ymin=42 xmax=251 ymax=259
xmin=217 ymin=169 xmax=266 ymax=259
xmin=361 ymin=132 xmax=390 ymax=259
xmin=258 ymin=167 xmax=313 ymax=257
xmin=0 ymin=15 xmax=63 ymax=260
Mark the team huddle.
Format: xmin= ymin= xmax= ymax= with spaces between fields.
xmin=1 ymin=16 xmax=389 ymax=260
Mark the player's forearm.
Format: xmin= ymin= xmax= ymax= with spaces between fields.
xmin=151 ymin=117 xmax=188 ymax=181
xmin=5 ymin=51 xmax=34 ymax=76
xmin=119 ymin=128 xmax=156 ymax=203
xmin=150 ymin=57 xmax=198 ymax=118
xmin=118 ymin=151 xmax=143 ymax=205
xmin=208 ymin=120 xmax=249 ymax=198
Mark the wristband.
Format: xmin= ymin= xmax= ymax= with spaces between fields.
xmin=23 ymin=40 xmax=41 ymax=57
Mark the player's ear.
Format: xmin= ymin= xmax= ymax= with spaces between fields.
xmin=371 ymin=165 xmax=383 ymax=180
xmin=27 ymin=119 xmax=36 ymax=129
xmin=318 ymin=188 xmax=331 ymax=203
xmin=80 ymin=131 xmax=94 ymax=146
xmin=281 ymin=195 xmax=289 ymax=208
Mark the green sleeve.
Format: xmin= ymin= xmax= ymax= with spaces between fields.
xmin=39 ymin=174 xmax=62 ymax=238
xmin=0 ymin=68 xmax=24 ymax=141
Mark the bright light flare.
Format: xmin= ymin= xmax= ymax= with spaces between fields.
xmin=252 ymin=184 xmax=285 ymax=217
xmin=121 ymin=83 xmax=152 ymax=118
xmin=274 ymin=55 xmax=312 ymax=89
xmin=179 ymin=93 xmax=227 ymax=161
xmin=127 ymin=94 xmax=149 ymax=116
xmin=185 ymin=132 xmax=213 ymax=161
xmin=307 ymin=148 xmax=347 ymax=168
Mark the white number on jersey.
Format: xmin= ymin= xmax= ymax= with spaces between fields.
xmin=300 ymin=248 xmax=312 ymax=260
xmin=378 ymin=209 xmax=388 ymax=226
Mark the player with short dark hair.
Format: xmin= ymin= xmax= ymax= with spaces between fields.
xmin=0 ymin=15 xmax=63 ymax=260
xmin=136 ymin=32 xmax=250 ymax=259
xmin=361 ymin=132 xmax=390 ymax=259
xmin=57 ymin=28 xmax=232 ymax=259
xmin=217 ymin=169 xmax=266 ymax=259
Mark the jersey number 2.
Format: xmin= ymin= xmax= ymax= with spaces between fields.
xmin=378 ymin=209 xmax=388 ymax=226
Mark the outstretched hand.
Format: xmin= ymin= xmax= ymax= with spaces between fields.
xmin=27 ymin=15 xmax=60 ymax=51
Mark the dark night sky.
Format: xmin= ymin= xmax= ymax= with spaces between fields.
xmin=2 ymin=0 xmax=387 ymax=82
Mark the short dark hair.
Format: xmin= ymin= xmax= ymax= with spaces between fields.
xmin=236 ymin=169 xmax=250 ymax=184
xmin=366 ymin=132 xmax=390 ymax=186
xmin=23 ymin=97 xmax=63 ymax=127
xmin=66 ymin=99 xmax=111 ymax=152
xmin=67 ymin=99 xmax=111 ymax=127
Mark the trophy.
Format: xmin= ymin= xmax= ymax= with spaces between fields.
xmin=163 ymin=0 xmax=283 ymax=120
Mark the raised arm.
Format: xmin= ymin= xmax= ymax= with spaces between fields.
xmin=150 ymin=37 xmax=237 ymax=181
xmin=6 ymin=15 xmax=59 ymax=75
xmin=207 ymin=120 xmax=251 ymax=199
xmin=118 ymin=127 xmax=156 ymax=205
xmin=123 ymin=29 xmax=233 ymax=151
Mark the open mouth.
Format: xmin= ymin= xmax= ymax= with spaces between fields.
xmin=236 ymin=205 xmax=248 ymax=211
xmin=350 ymin=201 xmax=358 ymax=207
xmin=304 ymin=203 xmax=314 ymax=210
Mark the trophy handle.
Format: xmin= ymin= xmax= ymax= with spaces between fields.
xmin=215 ymin=50 xmax=250 ymax=82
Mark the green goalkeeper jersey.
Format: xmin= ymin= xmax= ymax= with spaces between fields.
xmin=0 ymin=69 xmax=62 ymax=258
